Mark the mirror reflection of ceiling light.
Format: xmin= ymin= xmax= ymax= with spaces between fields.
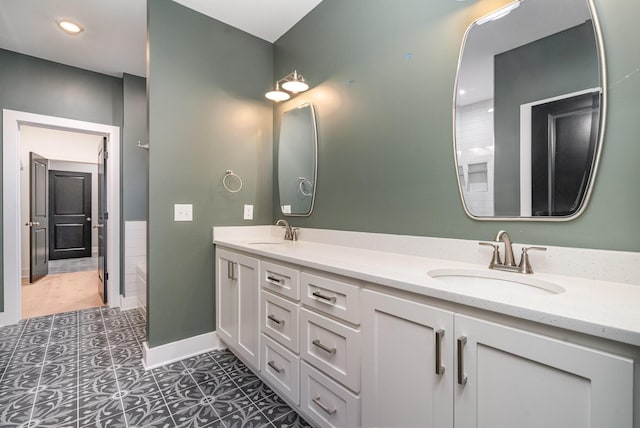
xmin=459 ymin=89 xmax=466 ymax=95
xmin=476 ymin=1 xmax=521 ymax=25
xmin=57 ymin=19 xmax=84 ymax=35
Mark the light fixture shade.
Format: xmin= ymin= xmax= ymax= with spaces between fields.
xmin=265 ymin=82 xmax=291 ymax=101
xmin=282 ymin=79 xmax=309 ymax=93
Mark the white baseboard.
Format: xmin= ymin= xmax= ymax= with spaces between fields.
xmin=142 ymin=331 xmax=222 ymax=370
xmin=120 ymin=295 xmax=139 ymax=311
xmin=136 ymin=299 xmax=147 ymax=317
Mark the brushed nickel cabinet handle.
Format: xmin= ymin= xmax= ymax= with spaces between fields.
xmin=227 ymin=261 xmax=234 ymax=279
xmin=312 ymin=339 xmax=336 ymax=355
xmin=266 ymin=275 xmax=284 ymax=285
xmin=457 ymin=336 xmax=468 ymax=386
xmin=267 ymin=314 xmax=284 ymax=326
xmin=312 ymin=396 xmax=337 ymax=415
xmin=267 ymin=360 xmax=284 ymax=374
xmin=312 ymin=291 xmax=337 ymax=304
xmin=435 ymin=329 xmax=445 ymax=376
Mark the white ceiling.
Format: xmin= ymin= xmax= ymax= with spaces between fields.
xmin=173 ymin=0 xmax=323 ymax=43
xmin=0 ymin=0 xmax=321 ymax=78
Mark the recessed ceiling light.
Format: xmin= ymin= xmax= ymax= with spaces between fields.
xmin=459 ymin=89 xmax=466 ymax=95
xmin=57 ymin=19 xmax=84 ymax=35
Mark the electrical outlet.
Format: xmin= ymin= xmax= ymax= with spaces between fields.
xmin=244 ymin=204 xmax=254 ymax=220
xmin=174 ymin=204 xmax=193 ymax=221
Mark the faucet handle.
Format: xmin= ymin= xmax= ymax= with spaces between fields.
xmin=518 ymin=246 xmax=547 ymax=274
xmin=479 ymin=241 xmax=502 ymax=269
xmin=291 ymin=228 xmax=299 ymax=241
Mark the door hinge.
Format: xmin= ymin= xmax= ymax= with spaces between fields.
xmin=104 ymin=151 xmax=109 ymax=159
xmin=105 ymin=272 xmax=109 ymax=281
xmin=104 ymin=212 xmax=109 ymax=220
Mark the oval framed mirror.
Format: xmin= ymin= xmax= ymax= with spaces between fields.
xmin=453 ymin=0 xmax=606 ymax=220
xmin=277 ymin=102 xmax=318 ymax=216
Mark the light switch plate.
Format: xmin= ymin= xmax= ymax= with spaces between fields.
xmin=244 ymin=204 xmax=254 ymax=220
xmin=174 ymin=204 xmax=193 ymax=222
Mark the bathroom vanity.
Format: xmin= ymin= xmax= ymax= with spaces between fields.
xmin=213 ymin=226 xmax=640 ymax=428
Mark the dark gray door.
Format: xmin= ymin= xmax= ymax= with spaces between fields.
xmin=49 ymin=170 xmax=92 ymax=260
xmin=97 ymin=138 xmax=108 ymax=304
xmin=531 ymin=92 xmax=600 ymax=216
xmin=29 ymin=152 xmax=49 ymax=283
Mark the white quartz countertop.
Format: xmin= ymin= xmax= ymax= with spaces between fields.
xmin=213 ymin=227 xmax=640 ymax=347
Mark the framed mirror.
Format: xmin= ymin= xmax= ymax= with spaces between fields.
xmin=453 ymin=0 xmax=605 ymax=220
xmin=278 ymin=102 xmax=318 ymax=216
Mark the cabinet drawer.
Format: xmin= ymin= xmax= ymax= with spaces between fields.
xmin=261 ymin=261 xmax=300 ymax=300
xmin=300 ymin=362 xmax=359 ymax=428
xmin=260 ymin=291 xmax=299 ymax=353
xmin=301 ymin=272 xmax=360 ymax=325
xmin=300 ymin=308 xmax=360 ymax=392
xmin=261 ymin=334 xmax=300 ymax=405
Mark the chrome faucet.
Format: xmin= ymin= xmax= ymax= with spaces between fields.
xmin=480 ymin=230 xmax=546 ymax=274
xmin=276 ymin=219 xmax=298 ymax=241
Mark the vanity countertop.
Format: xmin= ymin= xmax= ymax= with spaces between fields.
xmin=213 ymin=227 xmax=640 ymax=347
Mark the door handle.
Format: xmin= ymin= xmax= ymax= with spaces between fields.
xmin=25 ymin=221 xmax=40 ymax=227
xmin=93 ymin=224 xmax=104 ymax=229
xmin=86 ymin=217 xmax=91 ymax=222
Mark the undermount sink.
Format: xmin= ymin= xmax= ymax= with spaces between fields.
xmin=428 ymin=268 xmax=565 ymax=296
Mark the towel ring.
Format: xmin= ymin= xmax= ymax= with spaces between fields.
xmin=298 ymin=177 xmax=312 ymax=196
xmin=223 ymin=170 xmax=243 ymax=193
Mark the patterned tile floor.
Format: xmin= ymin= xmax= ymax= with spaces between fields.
xmin=0 ymin=307 xmax=313 ymax=428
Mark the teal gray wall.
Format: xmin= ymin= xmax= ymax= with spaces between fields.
xmin=123 ymin=73 xmax=148 ymax=222
xmin=147 ymin=0 xmax=273 ymax=346
xmin=273 ymin=0 xmax=640 ymax=252
xmin=493 ymin=22 xmax=599 ymax=216
xmin=0 ymin=49 xmax=123 ymax=311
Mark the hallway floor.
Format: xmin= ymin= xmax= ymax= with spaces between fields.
xmin=0 ymin=307 xmax=311 ymax=427
xmin=21 ymin=270 xmax=105 ymax=319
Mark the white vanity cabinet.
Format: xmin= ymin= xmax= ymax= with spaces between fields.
xmin=361 ymin=289 xmax=455 ymax=428
xmin=454 ymin=314 xmax=634 ymax=428
xmin=361 ymin=289 xmax=635 ymax=428
xmin=215 ymin=248 xmax=261 ymax=371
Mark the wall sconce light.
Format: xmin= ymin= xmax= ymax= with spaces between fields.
xmin=265 ymin=70 xmax=310 ymax=102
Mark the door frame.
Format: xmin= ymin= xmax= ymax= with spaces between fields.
xmin=2 ymin=109 xmax=121 ymax=326
xmin=519 ymin=87 xmax=601 ymax=216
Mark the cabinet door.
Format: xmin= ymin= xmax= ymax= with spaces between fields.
xmin=361 ymin=289 xmax=454 ymax=428
xmin=235 ymin=253 xmax=260 ymax=370
xmin=455 ymin=314 xmax=634 ymax=428
xmin=216 ymin=249 xmax=237 ymax=345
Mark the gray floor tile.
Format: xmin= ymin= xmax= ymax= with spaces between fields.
xmin=0 ymin=310 xmax=309 ymax=428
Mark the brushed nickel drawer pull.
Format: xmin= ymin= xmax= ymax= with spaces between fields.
xmin=312 ymin=291 xmax=337 ymax=304
xmin=312 ymin=339 xmax=336 ymax=355
xmin=312 ymin=396 xmax=337 ymax=415
xmin=267 ymin=360 xmax=284 ymax=374
xmin=435 ymin=329 xmax=445 ymax=376
xmin=267 ymin=275 xmax=284 ymax=285
xmin=457 ymin=336 xmax=468 ymax=386
xmin=267 ymin=314 xmax=284 ymax=326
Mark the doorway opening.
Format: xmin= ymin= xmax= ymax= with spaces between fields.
xmin=2 ymin=110 xmax=121 ymax=326
xmin=20 ymin=126 xmax=106 ymax=318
